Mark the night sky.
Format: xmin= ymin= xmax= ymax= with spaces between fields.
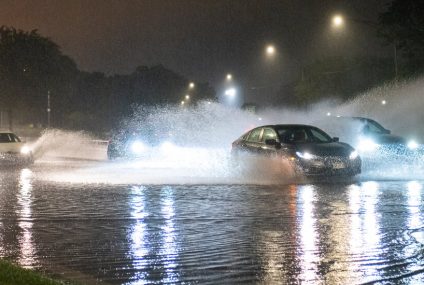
xmin=0 ymin=0 xmax=391 ymax=97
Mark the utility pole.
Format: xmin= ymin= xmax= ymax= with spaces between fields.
xmin=394 ymin=41 xmax=398 ymax=80
xmin=47 ymin=91 xmax=51 ymax=128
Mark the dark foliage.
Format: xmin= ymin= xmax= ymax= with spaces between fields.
xmin=0 ymin=26 xmax=215 ymax=133
xmin=378 ymin=0 xmax=424 ymax=73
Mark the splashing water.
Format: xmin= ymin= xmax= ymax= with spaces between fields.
xmin=32 ymin=76 xmax=424 ymax=184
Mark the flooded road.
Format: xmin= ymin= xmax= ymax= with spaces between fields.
xmin=1 ymin=161 xmax=424 ymax=284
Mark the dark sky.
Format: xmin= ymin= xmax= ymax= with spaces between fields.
xmin=0 ymin=0 xmax=391 ymax=99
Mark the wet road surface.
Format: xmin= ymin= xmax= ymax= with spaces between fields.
xmin=1 ymin=161 xmax=424 ymax=284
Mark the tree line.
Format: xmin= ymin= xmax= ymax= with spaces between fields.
xmin=0 ymin=26 xmax=215 ymax=133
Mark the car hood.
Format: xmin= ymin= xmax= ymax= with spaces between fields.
xmin=294 ymin=142 xmax=354 ymax=157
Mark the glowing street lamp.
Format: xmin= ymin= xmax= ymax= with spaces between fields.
xmin=266 ymin=45 xmax=275 ymax=56
xmin=189 ymin=82 xmax=195 ymax=89
xmin=185 ymin=94 xmax=190 ymax=100
xmin=381 ymin=100 xmax=386 ymax=105
xmin=332 ymin=15 xmax=344 ymax=28
xmin=181 ymin=101 xmax=185 ymax=105
xmin=226 ymin=73 xmax=232 ymax=80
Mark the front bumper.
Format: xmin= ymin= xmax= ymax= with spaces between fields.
xmin=294 ymin=156 xmax=361 ymax=176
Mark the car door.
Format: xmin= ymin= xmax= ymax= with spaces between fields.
xmin=258 ymin=127 xmax=279 ymax=157
xmin=0 ymin=133 xmax=23 ymax=153
xmin=244 ymin=127 xmax=263 ymax=154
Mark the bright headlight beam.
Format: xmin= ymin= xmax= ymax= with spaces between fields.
xmin=20 ymin=146 xmax=31 ymax=155
xmin=349 ymin=150 xmax=359 ymax=160
xmin=131 ymin=141 xmax=146 ymax=154
xmin=407 ymin=140 xmax=419 ymax=150
xmin=296 ymin=151 xmax=314 ymax=160
xmin=358 ymin=138 xmax=378 ymax=152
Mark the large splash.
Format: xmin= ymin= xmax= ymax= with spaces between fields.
xmin=32 ymin=76 xmax=424 ymax=184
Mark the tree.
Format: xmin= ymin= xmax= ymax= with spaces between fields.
xmin=378 ymin=0 xmax=424 ymax=73
xmin=0 ymin=26 xmax=78 ymax=126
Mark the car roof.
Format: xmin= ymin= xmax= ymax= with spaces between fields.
xmin=334 ymin=116 xmax=374 ymax=122
xmin=254 ymin=124 xmax=322 ymax=129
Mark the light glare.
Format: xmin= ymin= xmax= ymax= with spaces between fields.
xmin=333 ymin=15 xmax=344 ymax=27
xmin=224 ymin=88 xmax=236 ymax=97
xmin=266 ymin=45 xmax=275 ymax=55
xmin=407 ymin=140 xmax=419 ymax=150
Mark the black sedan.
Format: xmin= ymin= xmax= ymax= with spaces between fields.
xmin=231 ymin=124 xmax=361 ymax=176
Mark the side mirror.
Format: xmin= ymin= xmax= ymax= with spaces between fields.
xmin=265 ymin=139 xmax=281 ymax=149
xmin=332 ymin=137 xmax=339 ymax=142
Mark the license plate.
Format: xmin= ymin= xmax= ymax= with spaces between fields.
xmin=332 ymin=162 xmax=345 ymax=169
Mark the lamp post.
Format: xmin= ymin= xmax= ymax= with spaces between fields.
xmin=331 ymin=14 xmax=398 ymax=80
xmin=47 ymin=90 xmax=51 ymax=128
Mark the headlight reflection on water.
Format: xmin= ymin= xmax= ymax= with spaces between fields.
xmin=128 ymin=186 xmax=180 ymax=284
xmin=17 ymin=169 xmax=36 ymax=268
xmin=298 ymin=185 xmax=318 ymax=282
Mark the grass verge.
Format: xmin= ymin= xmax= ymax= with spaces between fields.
xmin=0 ymin=259 xmax=65 ymax=285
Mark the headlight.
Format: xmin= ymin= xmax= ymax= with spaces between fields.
xmin=358 ymin=138 xmax=378 ymax=152
xmin=20 ymin=146 xmax=31 ymax=155
xmin=349 ymin=150 xmax=359 ymax=160
xmin=407 ymin=140 xmax=419 ymax=150
xmin=131 ymin=141 xmax=146 ymax=154
xmin=296 ymin=151 xmax=315 ymax=160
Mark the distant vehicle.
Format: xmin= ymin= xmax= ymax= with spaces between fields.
xmin=107 ymin=130 xmax=173 ymax=160
xmin=327 ymin=117 xmax=419 ymax=153
xmin=0 ymin=131 xmax=34 ymax=165
xmin=231 ymin=124 xmax=361 ymax=176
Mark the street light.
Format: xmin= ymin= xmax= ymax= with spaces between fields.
xmin=185 ymin=94 xmax=190 ymax=100
xmin=330 ymin=13 xmax=398 ymax=79
xmin=226 ymin=73 xmax=232 ymax=80
xmin=189 ymin=82 xmax=195 ymax=89
xmin=332 ymin=15 xmax=344 ymax=28
xmin=266 ymin=45 xmax=276 ymax=56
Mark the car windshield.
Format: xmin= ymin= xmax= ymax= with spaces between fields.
xmin=277 ymin=126 xmax=333 ymax=144
xmin=363 ymin=119 xmax=387 ymax=134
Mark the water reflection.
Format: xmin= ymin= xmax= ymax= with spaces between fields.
xmin=127 ymin=186 xmax=180 ymax=284
xmin=298 ymin=185 xmax=318 ymax=283
xmin=406 ymin=181 xmax=424 ymax=273
xmin=349 ymin=181 xmax=382 ymax=281
xmin=17 ymin=168 xmax=36 ymax=268
xmin=128 ymin=186 xmax=148 ymax=283
xmin=159 ymin=186 xmax=179 ymax=283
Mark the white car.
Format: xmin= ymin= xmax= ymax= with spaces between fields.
xmin=0 ymin=131 xmax=34 ymax=165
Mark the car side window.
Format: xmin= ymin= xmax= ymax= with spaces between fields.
xmin=262 ymin=128 xmax=277 ymax=142
xmin=279 ymin=128 xmax=309 ymax=144
xmin=247 ymin=128 xmax=262 ymax=142
xmin=310 ymin=128 xmax=330 ymax=142
xmin=11 ymin=134 xmax=21 ymax=142
xmin=0 ymin=133 xmax=12 ymax=143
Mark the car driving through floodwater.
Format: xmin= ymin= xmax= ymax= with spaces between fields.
xmin=326 ymin=116 xmax=421 ymax=155
xmin=0 ymin=131 xmax=34 ymax=165
xmin=231 ymin=124 xmax=361 ymax=177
